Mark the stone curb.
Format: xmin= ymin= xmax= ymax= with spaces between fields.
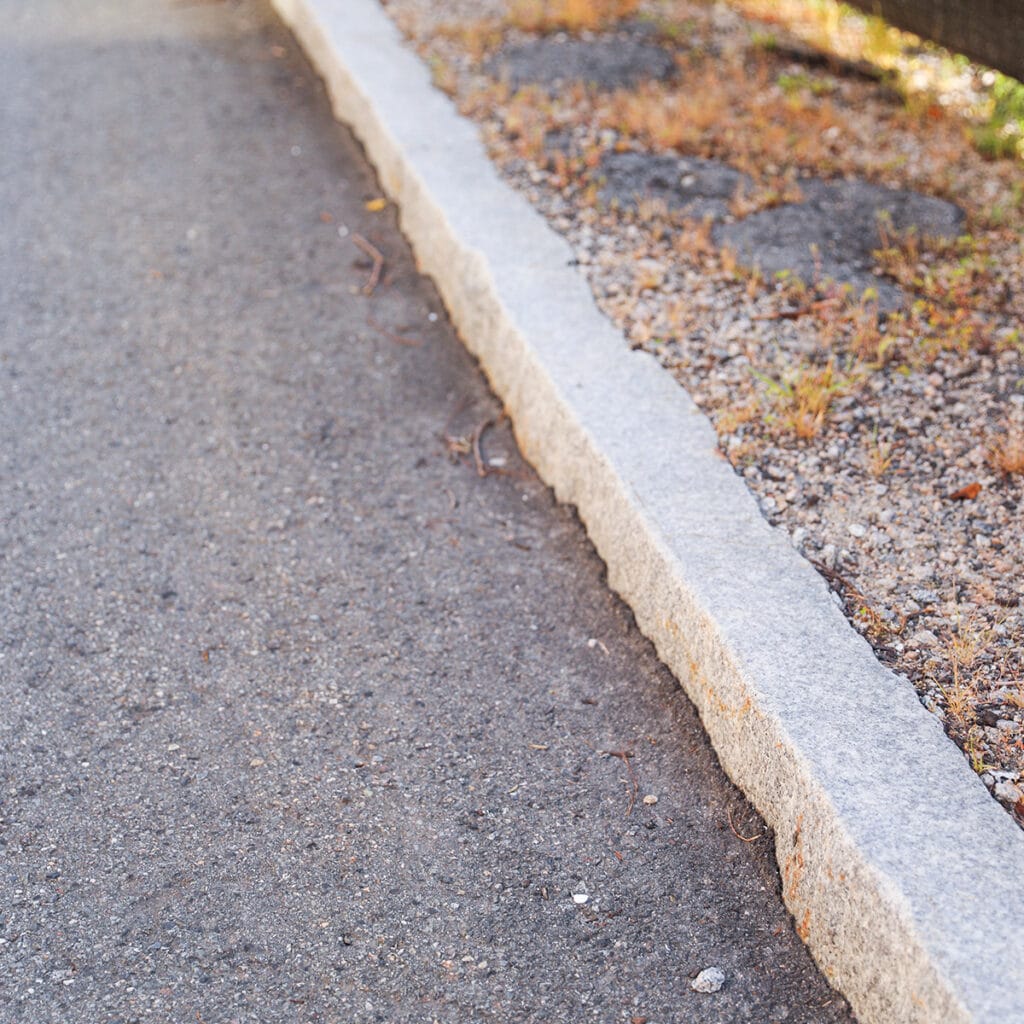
xmin=270 ymin=2 xmax=1024 ymax=1021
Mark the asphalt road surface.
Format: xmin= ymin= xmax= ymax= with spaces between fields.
xmin=0 ymin=2 xmax=856 ymax=1021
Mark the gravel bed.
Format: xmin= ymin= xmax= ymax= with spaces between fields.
xmin=383 ymin=0 xmax=1024 ymax=826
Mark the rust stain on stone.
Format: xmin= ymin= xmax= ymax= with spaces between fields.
xmin=782 ymin=814 xmax=806 ymax=904
xmin=661 ymin=622 xmax=756 ymax=722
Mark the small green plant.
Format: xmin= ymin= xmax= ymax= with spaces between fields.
xmin=752 ymin=357 xmax=859 ymax=439
xmin=965 ymin=728 xmax=995 ymax=775
xmin=973 ymin=72 xmax=1024 ymax=160
xmin=644 ymin=13 xmax=697 ymax=41
xmin=998 ymin=327 xmax=1023 ymax=354
xmin=865 ymin=424 xmax=894 ymax=477
xmin=777 ymin=71 xmax=835 ymax=98
xmin=859 ymin=8 xmax=903 ymax=65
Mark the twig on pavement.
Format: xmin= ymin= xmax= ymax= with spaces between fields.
xmin=352 ymin=232 xmax=384 ymax=295
xmin=727 ymin=806 xmax=764 ymax=843
xmin=367 ymin=314 xmax=421 ymax=347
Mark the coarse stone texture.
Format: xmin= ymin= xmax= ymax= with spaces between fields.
xmin=270 ymin=0 xmax=1024 ymax=1022
xmin=597 ymin=151 xmax=751 ymax=222
xmin=0 ymin=1 xmax=856 ymax=1021
xmin=485 ymin=35 xmax=677 ymax=92
xmin=714 ymin=178 xmax=965 ymax=307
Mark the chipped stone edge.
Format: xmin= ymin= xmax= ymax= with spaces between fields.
xmin=270 ymin=2 xmax=1024 ymax=1022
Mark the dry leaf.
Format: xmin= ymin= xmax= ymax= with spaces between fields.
xmin=948 ymin=482 xmax=982 ymax=501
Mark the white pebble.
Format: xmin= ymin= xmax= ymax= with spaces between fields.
xmin=994 ymin=780 xmax=1023 ymax=804
xmin=691 ymin=967 xmax=725 ymax=993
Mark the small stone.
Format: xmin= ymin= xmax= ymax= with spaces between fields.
xmin=848 ymin=522 xmax=867 ymax=538
xmin=572 ymin=892 xmax=589 ymax=905
xmin=642 ymin=794 xmax=658 ymax=805
xmin=994 ymin=780 xmax=1023 ymax=804
xmin=691 ymin=967 xmax=726 ymax=993
xmin=249 ymin=757 xmax=265 ymax=768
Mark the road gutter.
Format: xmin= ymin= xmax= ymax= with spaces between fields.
xmin=270 ymin=1 xmax=1024 ymax=1020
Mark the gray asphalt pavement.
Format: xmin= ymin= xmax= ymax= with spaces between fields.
xmin=0 ymin=2 xmax=855 ymax=1021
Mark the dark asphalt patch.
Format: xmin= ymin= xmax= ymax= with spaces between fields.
xmin=486 ymin=34 xmax=677 ymax=92
xmin=714 ymin=177 xmax=965 ymax=307
xmin=597 ymin=150 xmax=751 ymax=222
